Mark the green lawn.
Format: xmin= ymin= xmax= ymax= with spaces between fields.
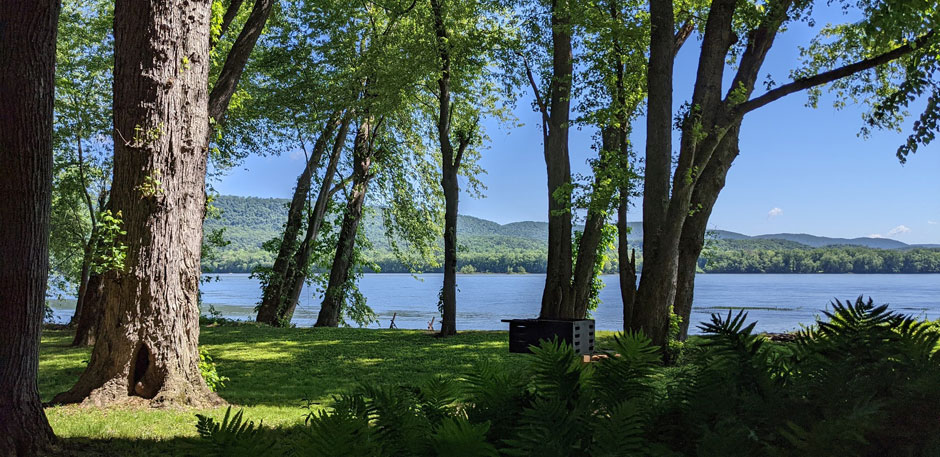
xmin=39 ymin=325 xmax=618 ymax=454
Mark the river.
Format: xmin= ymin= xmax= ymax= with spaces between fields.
xmin=48 ymin=273 xmax=940 ymax=333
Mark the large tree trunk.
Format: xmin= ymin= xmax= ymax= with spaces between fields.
xmin=53 ymin=0 xmax=221 ymax=407
xmin=539 ymin=0 xmax=575 ymax=320
xmin=0 ymin=0 xmax=59 ymax=453
xmin=282 ymin=114 xmax=352 ymax=322
xmin=315 ymin=120 xmax=374 ymax=328
xmin=256 ymin=115 xmax=339 ymax=326
xmin=633 ymin=0 xmax=738 ymax=347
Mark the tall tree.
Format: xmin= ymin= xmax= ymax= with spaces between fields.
xmin=313 ymin=0 xmax=444 ymax=328
xmin=0 ymin=0 xmax=60 ymax=452
xmin=633 ymin=0 xmax=938 ymax=345
xmin=50 ymin=0 xmax=114 ymax=346
xmin=52 ymin=0 xmax=222 ymax=406
xmin=519 ymin=0 xmax=576 ymax=319
xmin=427 ymin=0 xmax=497 ymax=336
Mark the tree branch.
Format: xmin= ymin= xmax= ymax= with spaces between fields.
xmin=734 ymin=30 xmax=935 ymax=116
xmin=674 ymin=20 xmax=694 ymax=57
xmin=518 ymin=52 xmax=549 ymax=139
xmin=211 ymin=0 xmax=245 ymax=50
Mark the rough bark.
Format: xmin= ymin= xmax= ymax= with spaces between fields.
xmin=282 ymin=114 xmax=352 ymax=322
xmin=538 ymin=0 xmax=576 ymax=320
xmin=52 ymin=0 xmax=221 ymax=407
xmin=0 ymin=0 xmax=59 ymax=452
xmin=256 ymin=114 xmax=340 ymax=325
xmin=315 ymin=119 xmax=375 ymax=327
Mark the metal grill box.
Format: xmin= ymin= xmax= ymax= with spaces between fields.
xmin=502 ymin=318 xmax=595 ymax=355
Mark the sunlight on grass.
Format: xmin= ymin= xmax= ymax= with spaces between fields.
xmin=39 ymin=326 xmax=548 ymax=442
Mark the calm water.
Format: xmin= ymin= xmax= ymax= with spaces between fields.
xmin=50 ymin=273 xmax=940 ymax=333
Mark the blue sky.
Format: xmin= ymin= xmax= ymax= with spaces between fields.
xmin=213 ymin=6 xmax=940 ymax=245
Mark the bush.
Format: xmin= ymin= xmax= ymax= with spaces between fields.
xmin=199 ymin=348 xmax=229 ymax=392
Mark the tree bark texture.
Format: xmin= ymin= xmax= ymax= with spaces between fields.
xmin=256 ymin=114 xmax=340 ymax=326
xmin=315 ymin=119 xmax=375 ymax=327
xmin=539 ymin=0 xmax=576 ymax=320
xmin=282 ymin=113 xmax=352 ymax=322
xmin=52 ymin=0 xmax=221 ymax=407
xmin=632 ymin=0 xmax=783 ymax=347
xmin=0 ymin=0 xmax=59 ymax=452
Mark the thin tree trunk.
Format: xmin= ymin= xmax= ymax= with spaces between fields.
xmin=207 ymin=0 xmax=275 ymax=125
xmin=617 ymin=196 xmax=636 ymax=328
xmin=256 ymin=114 xmax=340 ymax=325
xmin=71 ymin=272 xmax=103 ymax=347
xmin=315 ymin=119 xmax=375 ymax=327
xmin=539 ymin=0 xmax=575 ymax=320
xmin=282 ymin=113 xmax=352 ymax=322
xmin=430 ymin=0 xmax=465 ymax=336
xmin=0 ymin=0 xmax=59 ymax=451
xmin=53 ymin=0 xmax=221 ymax=407
xmin=440 ymin=168 xmax=459 ymax=334
xmin=631 ymin=0 xmax=675 ymax=346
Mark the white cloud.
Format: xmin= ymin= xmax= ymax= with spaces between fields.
xmin=929 ymin=220 xmax=939 ymax=225
xmin=289 ymin=149 xmax=306 ymax=161
xmin=887 ymin=225 xmax=911 ymax=236
xmin=868 ymin=234 xmax=885 ymax=239
xmin=767 ymin=207 xmax=783 ymax=218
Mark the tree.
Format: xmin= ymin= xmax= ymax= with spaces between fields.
xmin=313 ymin=0 xmax=444 ymax=328
xmin=0 ymin=0 xmax=60 ymax=452
xmin=427 ymin=0 xmax=499 ymax=336
xmin=50 ymin=0 xmax=114 ymax=346
xmin=633 ymin=0 xmax=938 ymax=345
xmin=52 ymin=0 xmax=222 ymax=406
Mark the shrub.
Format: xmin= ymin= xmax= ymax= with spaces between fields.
xmin=199 ymin=348 xmax=229 ymax=392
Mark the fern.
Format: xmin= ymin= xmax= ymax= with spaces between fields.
xmin=430 ymin=417 xmax=498 ymax=457
xmin=194 ymin=407 xmax=272 ymax=457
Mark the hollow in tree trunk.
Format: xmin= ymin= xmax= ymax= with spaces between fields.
xmin=52 ymin=0 xmax=221 ymax=407
xmin=0 ymin=0 xmax=59 ymax=452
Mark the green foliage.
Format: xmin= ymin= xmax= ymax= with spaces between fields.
xmin=195 ymin=407 xmax=272 ymax=457
xmin=199 ymin=348 xmax=230 ymax=392
xmin=91 ymin=209 xmax=127 ymax=274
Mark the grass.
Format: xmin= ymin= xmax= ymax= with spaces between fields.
xmin=39 ymin=325 xmax=620 ymax=454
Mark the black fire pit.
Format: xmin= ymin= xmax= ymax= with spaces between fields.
xmin=501 ymin=318 xmax=595 ymax=355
